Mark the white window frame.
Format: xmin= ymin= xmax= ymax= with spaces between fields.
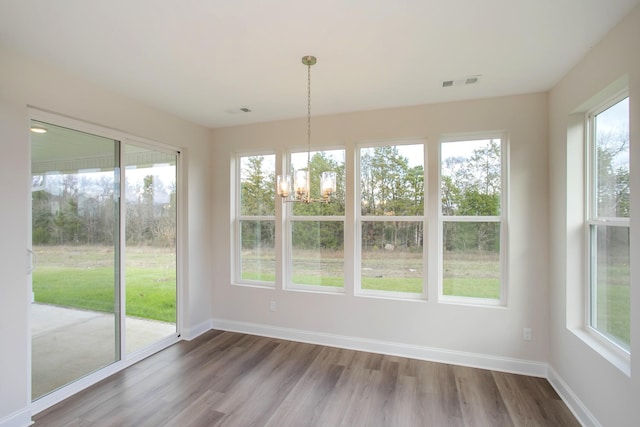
xmin=233 ymin=151 xmax=276 ymax=288
xmin=355 ymin=139 xmax=427 ymax=300
xmin=28 ymin=108 xmax=183 ymax=412
xmin=585 ymin=91 xmax=630 ymax=356
xmin=438 ymin=133 xmax=508 ymax=306
xmin=283 ymin=147 xmax=346 ymax=294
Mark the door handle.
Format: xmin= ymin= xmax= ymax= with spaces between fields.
xmin=27 ymin=248 xmax=36 ymax=274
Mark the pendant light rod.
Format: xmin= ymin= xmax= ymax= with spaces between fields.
xmin=304 ymin=56 xmax=315 ymax=201
xmin=276 ymin=55 xmax=336 ymax=203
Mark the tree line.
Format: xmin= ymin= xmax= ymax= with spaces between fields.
xmin=32 ymin=172 xmax=177 ymax=247
xmin=441 ymin=139 xmax=501 ymax=253
xmin=240 ymin=143 xmax=507 ymax=254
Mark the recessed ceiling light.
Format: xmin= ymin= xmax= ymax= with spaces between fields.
xmin=30 ymin=126 xmax=47 ymax=133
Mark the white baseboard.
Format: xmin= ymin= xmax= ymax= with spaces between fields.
xmin=210 ymin=318 xmax=548 ymax=378
xmin=181 ymin=318 xmax=213 ymax=340
xmin=17 ymin=318 xmax=595 ymax=427
xmin=0 ymin=408 xmax=32 ymax=427
xmin=548 ymin=366 xmax=600 ymax=427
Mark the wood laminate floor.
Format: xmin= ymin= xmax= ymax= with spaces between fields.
xmin=33 ymin=330 xmax=580 ymax=427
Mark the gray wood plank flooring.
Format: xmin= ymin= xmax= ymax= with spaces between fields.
xmin=33 ymin=331 xmax=579 ymax=427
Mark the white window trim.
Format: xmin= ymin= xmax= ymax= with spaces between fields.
xmin=584 ymin=90 xmax=630 ymax=356
xmin=438 ymin=133 xmax=509 ymax=306
xmin=232 ymin=152 xmax=276 ymax=288
xmin=283 ymin=147 xmax=347 ymax=292
xmin=355 ymin=139 xmax=427 ymax=300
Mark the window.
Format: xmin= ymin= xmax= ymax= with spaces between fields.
xmin=286 ymin=149 xmax=345 ymax=290
xmin=357 ymin=142 xmax=425 ymax=297
xmin=236 ymin=154 xmax=276 ymax=285
xmin=234 ymin=137 xmax=510 ymax=306
xmin=587 ymin=95 xmax=630 ymax=352
xmin=439 ymin=136 xmax=506 ymax=303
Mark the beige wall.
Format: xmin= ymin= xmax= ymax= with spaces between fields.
xmin=1 ymin=4 xmax=638 ymax=425
xmin=0 ymin=95 xmax=31 ymax=426
xmin=211 ymin=92 xmax=550 ymax=362
xmin=0 ymin=45 xmax=213 ymax=425
xmin=548 ymin=5 xmax=640 ymax=426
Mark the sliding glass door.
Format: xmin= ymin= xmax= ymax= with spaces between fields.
xmin=30 ymin=119 xmax=179 ymax=400
xmin=30 ymin=121 xmax=121 ymax=399
xmin=124 ymin=144 xmax=177 ymax=354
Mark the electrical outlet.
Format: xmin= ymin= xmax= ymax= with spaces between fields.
xmin=523 ymin=328 xmax=532 ymax=341
xmin=269 ymin=300 xmax=277 ymax=312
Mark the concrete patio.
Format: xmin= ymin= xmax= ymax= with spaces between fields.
xmin=31 ymin=303 xmax=176 ymax=399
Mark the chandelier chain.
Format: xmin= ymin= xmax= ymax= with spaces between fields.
xmin=306 ymin=61 xmax=312 ymax=172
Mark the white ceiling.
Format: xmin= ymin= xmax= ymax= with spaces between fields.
xmin=1 ymin=0 xmax=638 ymax=128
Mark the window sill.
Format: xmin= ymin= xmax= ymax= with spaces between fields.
xmin=439 ymin=295 xmax=505 ymax=308
xmin=356 ymin=290 xmax=426 ymax=302
xmin=232 ymin=281 xmax=275 ymax=289
xmin=285 ymin=285 xmax=346 ymax=295
xmin=570 ymin=327 xmax=630 ymax=377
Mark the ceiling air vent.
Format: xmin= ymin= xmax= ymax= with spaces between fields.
xmin=225 ymin=107 xmax=252 ymax=114
xmin=442 ymin=75 xmax=482 ymax=88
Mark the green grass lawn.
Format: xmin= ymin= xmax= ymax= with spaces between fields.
xmin=443 ymin=278 xmax=500 ymax=299
xmin=595 ymin=282 xmax=630 ymax=347
xmin=34 ymin=266 xmax=117 ymax=313
xmin=34 ymin=245 xmax=629 ymax=346
xmin=242 ymin=249 xmax=500 ymax=297
xmin=32 ymin=246 xmax=176 ymax=323
xmin=362 ymin=277 xmax=421 ymax=293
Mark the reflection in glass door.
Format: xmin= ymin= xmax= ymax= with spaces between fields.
xmin=30 ymin=120 xmax=120 ymax=399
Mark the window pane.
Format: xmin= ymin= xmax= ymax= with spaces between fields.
xmin=361 ymin=221 xmax=423 ymax=293
xmin=291 ymin=221 xmax=344 ymax=287
xmin=360 ymin=144 xmax=424 ymax=216
xmin=124 ymin=145 xmax=178 ymax=354
xmin=441 ymin=139 xmax=501 ymax=216
xmin=30 ymin=120 xmax=120 ymax=398
xmin=590 ymin=225 xmax=630 ymax=349
xmin=240 ymin=220 xmax=275 ymax=282
xmin=443 ymin=221 xmax=500 ymax=299
xmin=240 ymin=155 xmax=275 ymax=216
xmin=291 ymin=149 xmax=345 ymax=216
xmin=594 ymin=97 xmax=629 ymax=218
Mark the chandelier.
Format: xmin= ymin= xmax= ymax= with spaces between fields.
xmin=276 ymin=55 xmax=336 ymax=203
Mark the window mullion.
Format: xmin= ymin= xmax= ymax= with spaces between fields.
xmin=441 ymin=215 xmax=500 ymax=223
